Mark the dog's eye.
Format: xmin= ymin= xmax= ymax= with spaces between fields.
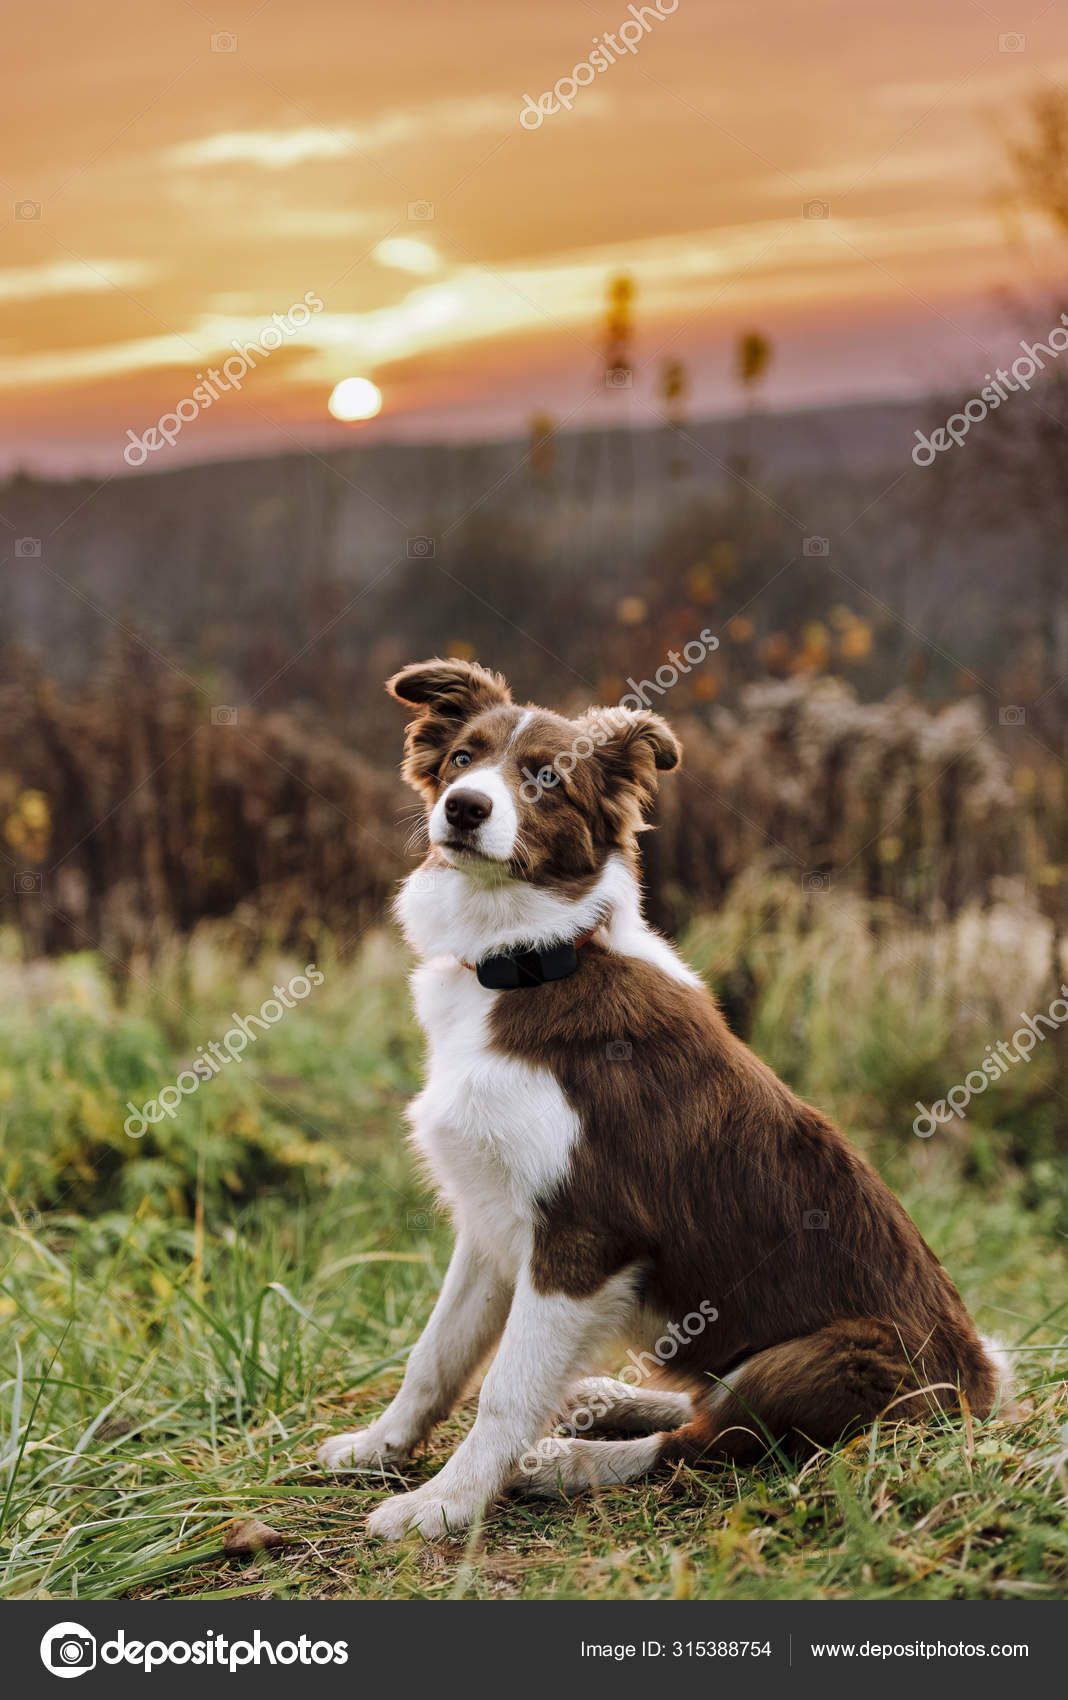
xmin=452 ymin=751 xmax=472 ymax=768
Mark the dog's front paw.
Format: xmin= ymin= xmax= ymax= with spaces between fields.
xmin=366 ymin=1485 xmax=482 ymax=1541
xmin=317 ymin=1423 xmax=411 ymax=1472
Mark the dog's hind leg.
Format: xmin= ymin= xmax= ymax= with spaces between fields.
xmin=558 ymin=1376 xmax=693 ymax=1436
xmin=508 ymin=1432 xmax=668 ymax=1499
xmin=513 ymin=1317 xmax=988 ymax=1501
xmin=508 ymin=1379 xmax=693 ymax=1500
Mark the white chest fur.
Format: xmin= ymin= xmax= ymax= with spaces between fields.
xmin=406 ymin=960 xmax=581 ymax=1276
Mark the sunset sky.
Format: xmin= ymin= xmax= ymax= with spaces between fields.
xmin=4 ymin=0 xmax=1068 ymax=471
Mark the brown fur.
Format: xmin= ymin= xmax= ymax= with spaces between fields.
xmin=488 ymin=940 xmax=997 ymax=1459
xmin=661 ymin=1320 xmax=959 ymax=1465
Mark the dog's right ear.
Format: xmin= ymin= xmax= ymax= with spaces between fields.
xmin=386 ymin=658 xmax=512 ymax=794
xmin=387 ymin=658 xmax=511 ymax=716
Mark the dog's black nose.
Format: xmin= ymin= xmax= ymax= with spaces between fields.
xmin=445 ymin=789 xmax=493 ymax=832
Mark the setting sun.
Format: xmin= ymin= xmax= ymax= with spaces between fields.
xmin=328 ymin=377 xmax=383 ymax=422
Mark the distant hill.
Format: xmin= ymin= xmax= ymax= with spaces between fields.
xmin=0 ymin=396 xmax=1049 ymax=720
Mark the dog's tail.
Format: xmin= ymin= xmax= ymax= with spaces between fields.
xmin=981 ymin=1334 xmax=1026 ymax=1418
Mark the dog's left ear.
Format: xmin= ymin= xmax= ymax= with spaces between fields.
xmin=578 ymin=706 xmax=682 ymax=838
xmin=386 ymin=657 xmax=512 ymax=793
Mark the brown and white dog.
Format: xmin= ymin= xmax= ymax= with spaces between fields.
xmin=318 ymin=658 xmax=1008 ymax=1539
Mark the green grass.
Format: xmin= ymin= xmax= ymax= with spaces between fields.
xmin=1 ymin=893 xmax=1066 ymax=1601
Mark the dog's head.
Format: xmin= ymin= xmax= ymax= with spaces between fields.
xmin=387 ymin=658 xmax=681 ymax=886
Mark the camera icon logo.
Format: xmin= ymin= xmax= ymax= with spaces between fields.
xmin=802 ymin=1209 xmax=830 ymax=1230
xmin=211 ymin=31 xmax=237 ymax=51
xmin=803 ymin=536 xmax=829 ymax=557
xmin=998 ymin=32 xmax=1025 ymax=52
xmin=604 ymin=366 xmax=632 ymax=388
xmin=407 ymin=536 xmax=435 ymax=559
xmin=14 ymin=871 xmax=43 ymax=894
xmin=40 ymin=1622 xmax=97 ymax=1678
xmin=802 ymin=199 xmax=829 ymax=219
xmin=210 ymin=705 xmax=239 ymax=726
xmin=15 ymin=200 xmax=42 ymax=220
xmin=15 ymin=537 xmax=42 ymax=557
xmin=407 ymin=200 xmax=435 ymax=221
xmin=409 ymin=871 xmax=437 ymax=893
xmin=606 ymin=1040 xmax=633 ymax=1061
xmin=801 ymin=871 xmax=829 ymax=893
xmin=998 ymin=705 xmax=1025 ymax=726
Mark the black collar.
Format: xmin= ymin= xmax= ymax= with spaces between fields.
xmin=463 ymin=931 xmax=595 ymax=991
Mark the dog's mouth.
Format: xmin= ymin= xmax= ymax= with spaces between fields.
xmin=437 ymin=837 xmax=498 ymax=860
xmin=434 ymin=837 xmax=512 ymax=873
